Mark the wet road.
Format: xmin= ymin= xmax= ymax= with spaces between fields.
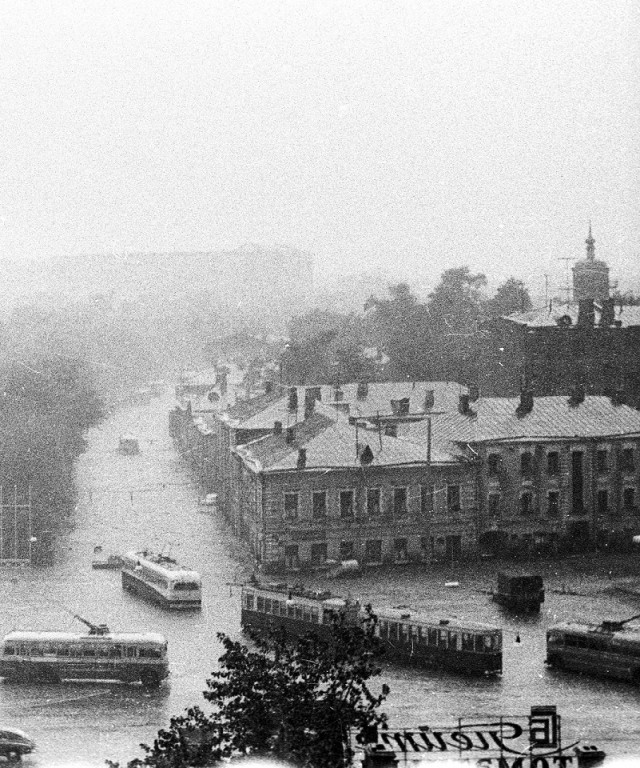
xmin=1 ymin=395 xmax=639 ymax=765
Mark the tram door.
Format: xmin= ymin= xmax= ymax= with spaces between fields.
xmin=445 ymin=535 xmax=461 ymax=562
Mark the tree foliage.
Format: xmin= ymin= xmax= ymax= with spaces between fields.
xmin=112 ymin=613 xmax=388 ymax=768
xmin=486 ymin=277 xmax=533 ymax=317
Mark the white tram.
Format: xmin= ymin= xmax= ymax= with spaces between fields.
xmin=121 ymin=550 xmax=202 ymax=609
xmin=0 ymin=616 xmax=168 ymax=686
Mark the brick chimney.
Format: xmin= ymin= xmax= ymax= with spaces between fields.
xmin=459 ymin=394 xmax=471 ymax=414
xmin=357 ymin=381 xmax=369 ymax=400
xmin=286 ymin=426 xmax=295 ymax=444
xmin=297 ymin=448 xmax=307 ymax=469
xmin=424 ymin=390 xmax=435 ymax=411
xmin=569 ymin=383 xmax=585 ymax=406
xmin=273 ymin=420 xmax=282 ymax=435
xmin=516 ymin=388 xmax=534 ymax=416
xmin=288 ymin=387 xmax=298 ymax=412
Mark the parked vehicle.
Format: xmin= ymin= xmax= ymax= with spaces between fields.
xmin=240 ymin=583 xmax=502 ymax=676
xmin=0 ymin=727 xmax=36 ymax=761
xmin=546 ymin=613 xmax=640 ymax=684
xmin=0 ymin=615 xmax=168 ymax=686
xmin=121 ymin=550 xmax=202 ymax=609
xmin=493 ymin=571 xmax=545 ymax=612
xmin=118 ymin=436 xmax=140 ymax=455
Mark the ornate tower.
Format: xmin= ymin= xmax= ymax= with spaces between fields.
xmin=572 ymin=224 xmax=610 ymax=303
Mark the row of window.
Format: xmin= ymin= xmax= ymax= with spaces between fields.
xmin=377 ymin=621 xmax=500 ymax=652
xmin=548 ymin=634 xmax=640 ymax=657
xmin=3 ymin=643 xmax=163 ymax=659
xmin=488 ymin=448 xmax=636 ymax=478
xmin=283 ymin=485 xmax=462 ymax=520
xmin=243 ymin=593 xmax=327 ymax=624
xmin=488 ymin=487 xmax=639 ymax=518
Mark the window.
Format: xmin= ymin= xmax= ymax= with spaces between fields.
xmin=284 ymin=544 xmax=299 ymax=569
xmin=597 ymin=450 xmax=608 ymax=474
xmin=547 ymin=452 xmax=560 ymax=475
xmin=623 ymin=487 xmax=636 ymax=511
xmin=547 ymin=491 xmax=560 ymax=517
xmin=488 ymin=493 xmax=500 ymax=518
xmin=394 ymin=538 xmax=408 ymax=562
xmin=366 ymin=488 xmax=381 ymax=517
xmin=621 ymin=449 xmax=635 ymax=474
xmin=393 ymin=487 xmax=408 ymax=516
xmin=340 ymin=490 xmax=354 ymax=518
xmin=310 ymin=542 xmax=327 ymax=565
xmin=520 ymin=492 xmax=533 ymax=516
xmin=284 ymin=492 xmax=299 ymax=520
xmin=487 ymin=453 xmax=501 ymax=476
xmin=447 ymin=484 xmax=461 ymax=513
xmin=520 ymin=452 xmax=533 ymax=477
xmin=420 ymin=485 xmax=434 ymax=514
xmin=340 ymin=541 xmax=354 ymax=560
xmin=597 ymin=489 xmax=608 ymax=517
xmin=365 ymin=539 xmax=382 ymax=564
xmin=312 ymin=491 xmax=327 ymax=520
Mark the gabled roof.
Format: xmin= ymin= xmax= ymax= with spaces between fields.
xmin=403 ymin=396 xmax=640 ymax=447
xmin=233 ymin=404 xmax=440 ymax=473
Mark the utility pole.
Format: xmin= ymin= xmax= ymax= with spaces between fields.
xmin=557 ymin=258 xmax=574 ymax=305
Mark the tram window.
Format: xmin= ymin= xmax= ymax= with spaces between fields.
xmin=302 ymin=607 xmax=311 ymax=623
xmin=288 ymin=604 xmax=296 ymax=619
xmin=461 ymin=633 xmax=474 ymax=651
xmin=484 ymin=636 xmax=495 ymax=650
xmin=97 ymin=646 xmax=110 ymax=658
xmin=30 ymin=645 xmax=43 ymax=656
xmin=389 ymin=623 xmax=398 ymax=640
xmin=401 ymin=624 xmax=409 ymax=641
xmin=174 ymin=582 xmax=199 ymax=591
xmin=475 ymin=636 xmax=485 ymax=652
xmin=428 ymin=629 xmax=438 ymax=646
xmin=379 ymin=621 xmax=388 ymax=637
xmin=139 ymin=648 xmax=162 ymax=659
xmin=265 ymin=599 xmax=272 ymax=614
xmin=125 ymin=646 xmax=137 ymax=658
xmin=418 ymin=628 xmax=428 ymax=644
xmin=3 ymin=646 xmax=15 ymax=655
xmin=449 ymin=633 xmax=459 ymax=650
xmin=43 ymin=644 xmax=56 ymax=655
xmin=295 ymin=606 xmax=303 ymax=620
xmin=19 ymin=645 xmax=28 ymax=656
xmin=411 ymin=625 xmax=419 ymax=638
xmin=310 ymin=608 xmax=319 ymax=623
xmin=244 ymin=594 xmax=254 ymax=610
xmin=109 ymin=646 xmax=122 ymax=658
xmin=438 ymin=630 xmax=448 ymax=648
xmin=83 ymin=647 xmax=96 ymax=657
xmin=257 ymin=596 xmax=265 ymax=612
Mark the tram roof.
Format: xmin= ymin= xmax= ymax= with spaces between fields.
xmin=374 ymin=607 xmax=501 ymax=633
xmin=124 ymin=551 xmax=201 ymax=579
xmin=3 ymin=630 xmax=167 ymax=644
xmin=550 ymin=621 xmax=640 ymax=638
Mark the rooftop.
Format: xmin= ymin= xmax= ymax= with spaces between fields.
xmin=402 ymin=395 xmax=640 ymax=446
xmin=501 ymin=303 xmax=640 ymax=329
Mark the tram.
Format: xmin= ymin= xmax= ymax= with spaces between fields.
xmin=0 ymin=615 xmax=168 ymax=686
xmin=546 ymin=614 xmax=640 ymax=684
xmin=121 ymin=550 xmax=202 ymax=609
xmin=240 ymin=583 xmax=502 ymax=676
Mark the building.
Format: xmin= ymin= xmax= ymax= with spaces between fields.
xmin=230 ymin=403 xmax=475 ymax=571
xmin=403 ymin=392 xmax=640 ymax=555
xmin=479 ymin=229 xmax=640 ymax=407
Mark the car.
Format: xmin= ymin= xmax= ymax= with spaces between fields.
xmin=0 ymin=727 xmax=36 ymax=761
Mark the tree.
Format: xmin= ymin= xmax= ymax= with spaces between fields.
xmin=486 ymin=277 xmax=533 ymax=317
xmin=111 ymin=613 xmax=388 ymax=768
xmin=427 ymin=267 xmax=487 ymax=333
xmin=366 ymin=283 xmax=431 ymax=379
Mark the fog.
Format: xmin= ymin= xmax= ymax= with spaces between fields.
xmin=1 ymin=0 xmax=638 ymax=304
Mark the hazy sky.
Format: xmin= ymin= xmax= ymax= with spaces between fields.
xmin=1 ymin=0 xmax=638 ymax=295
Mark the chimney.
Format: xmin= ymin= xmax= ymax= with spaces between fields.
xmin=304 ymin=393 xmax=315 ymax=419
xmin=334 ymin=387 xmax=344 ymax=402
xmin=577 ymin=299 xmax=595 ymax=327
xmin=384 ymin=424 xmax=398 ymax=437
xmin=285 ymin=426 xmax=295 ymax=444
xmin=391 ymin=398 xmax=410 ymax=416
xmin=357 ymin=381 xmax=369 ymax=400
xmin=601 ymin=298 xmax=615 ymax=327
xmin=468 ymin=384 xmax=479 ymax=402
xmin=297 ymin=448 xmax=307 ymax=469
xmin=569 ymin=383 xmax=585 ymax=406
xmin=516 ymin=388 xmax=534 ymax=416
xmin=424 ymin=389 xmax=435 ymax=411
xmin=265 ymin=380 xmax=274 ymax=394
xmin=288 ymin=387 xmax=298 ymax=412
xmin=273 ymin=420 xmax=282 ymax=435
xmin=459 ymin=394 xmax=471 ymax=414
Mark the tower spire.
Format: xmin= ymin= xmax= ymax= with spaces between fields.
xmin=585 ymin=222 xmax=595 ymax=261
